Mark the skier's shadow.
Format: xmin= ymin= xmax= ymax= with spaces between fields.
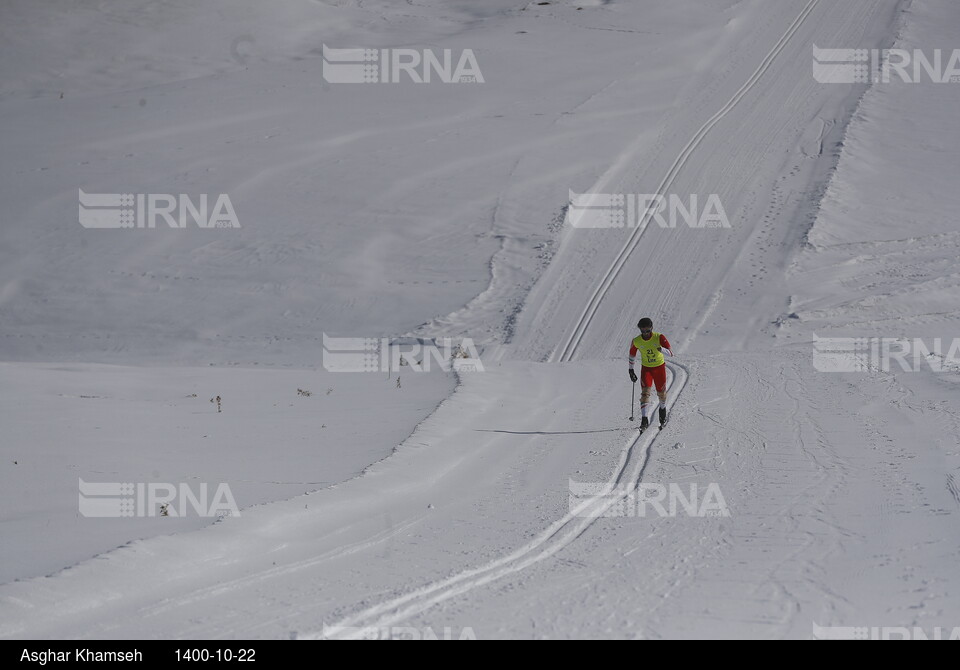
xmin=475 ymin=428 xmax=624 ymax=435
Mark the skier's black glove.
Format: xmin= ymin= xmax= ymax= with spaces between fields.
xmin=629 ymin=369 xmax=638 ymax=383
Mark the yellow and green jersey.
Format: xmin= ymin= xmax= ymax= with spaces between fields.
xmin=629 ymin=332 xmax=673 ymax=368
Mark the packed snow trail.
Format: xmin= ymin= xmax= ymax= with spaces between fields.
xmin=0 ymin=362 xmax=676 ymax=638
xmin=315 ymin=365 xmax=686 ymax=639
xmin=554 ymin=0 xmax=820 ymax=363
xmin=319 ymin=0 xmax=898 ymax=633
xmin=510 ymin=0 xmax=904 ymax=362
xmin=398 ymin=352 xmax=960 ymax=639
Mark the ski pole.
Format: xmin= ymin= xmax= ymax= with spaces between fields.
xmin=629 ymin=381 xmax=636 ymax=421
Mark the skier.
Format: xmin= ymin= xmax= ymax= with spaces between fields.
xmin=628 ymin=317 xmax=673 ymax=430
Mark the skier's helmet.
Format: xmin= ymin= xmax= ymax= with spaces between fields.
xmin=638 ymin=317 xmax=653 ymax=330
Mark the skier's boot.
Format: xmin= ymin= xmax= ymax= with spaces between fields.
xmin=639 ymin=416 xmax=649 ymax=432
xmin=659 ymin=407 xmax=668 ymax=428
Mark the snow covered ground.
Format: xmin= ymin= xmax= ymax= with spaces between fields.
xmin=1 ymin=0 xmax=959 ymax=639
xmin=0 ymin=362 xmax=453 ymax=584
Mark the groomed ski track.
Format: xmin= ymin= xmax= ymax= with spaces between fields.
xmin=320 ymin=0 xmax=823 ymax=635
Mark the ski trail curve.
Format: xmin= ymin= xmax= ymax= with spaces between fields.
xmin=312 ymin=362 xmax=690 ymax=639
xmin=555 ymin=0 xmax=821 ymax=363
xmin=315 ymin=0 xmax=820 ymax=637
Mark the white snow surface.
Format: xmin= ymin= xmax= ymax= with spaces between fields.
xmin=1 ymin=0 xmax=959 ymax=639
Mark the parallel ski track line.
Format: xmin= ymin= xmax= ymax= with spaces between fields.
xmin=314 ymin=0 xmax=820 ymax=637
xmin=313 ymin=362 xmax=689 ymax=639
xmin=555 ymin=0 xmax=821 ymax=364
